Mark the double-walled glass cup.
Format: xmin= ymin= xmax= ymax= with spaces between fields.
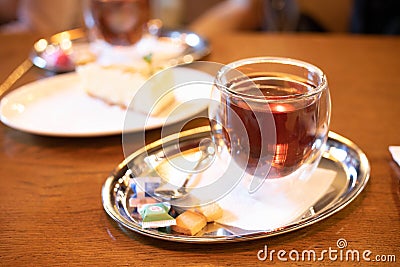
xmin=209 ymin=57 xmax=331 ymax=184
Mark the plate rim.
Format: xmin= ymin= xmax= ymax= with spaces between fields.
xmin=102 ymin=126 xmax=371 ymax=243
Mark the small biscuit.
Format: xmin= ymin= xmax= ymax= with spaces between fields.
xmin=171 ymin=210 xmax=207 ymax=236
xmin=194 ymin=203 xmax=223 ymax=222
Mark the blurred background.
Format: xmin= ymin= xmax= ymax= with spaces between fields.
xmin=0 ymin=0 xmax=399 ymax=37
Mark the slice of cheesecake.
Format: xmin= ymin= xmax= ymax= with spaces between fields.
xmin=77 ymin=63 xmax=176 ymax=117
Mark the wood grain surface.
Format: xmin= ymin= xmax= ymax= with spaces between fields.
xmin=0 ymin=32 xmax=399 ymax=266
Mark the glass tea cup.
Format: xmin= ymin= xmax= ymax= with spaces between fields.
xmin=209 ymin=57 xmax=331 ymax=183
xmin=83 ymin=0 xmax=150 ymax=46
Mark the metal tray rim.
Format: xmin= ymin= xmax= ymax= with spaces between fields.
xmin=30 ymin=28 xmax=211 ymax=73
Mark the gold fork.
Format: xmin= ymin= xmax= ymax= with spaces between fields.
xmin=0 ymin=59 xmax=33 ymax=99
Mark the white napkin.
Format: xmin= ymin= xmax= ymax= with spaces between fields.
xmin=158 ymin=151 xmax=337 ymax=231
xmin=214 ymin=167 xmax=336 ymax=231
xmin=389 ymin=146 xmax=400 ymax=166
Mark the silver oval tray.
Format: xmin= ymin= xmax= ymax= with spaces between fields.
xmin=31 ymin=28 xmax=210 ymax=73
xmin=102 ymin=126 xmax=370 ymax=243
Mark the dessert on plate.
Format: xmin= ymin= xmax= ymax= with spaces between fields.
xmin=77 ymin=36 xmax=185 ymax=116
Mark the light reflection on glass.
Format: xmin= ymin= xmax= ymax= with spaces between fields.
xmin=34 ymin=39 xmax=48 ymax=53
xmin=185 ymin=33 xmax=200 ymax=47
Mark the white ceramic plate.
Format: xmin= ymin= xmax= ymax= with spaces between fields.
xmin=0 ymin=72 xmax=212 ymax=137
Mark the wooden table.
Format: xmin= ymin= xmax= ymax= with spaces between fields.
xmin=0 ymin=32 xmax=399 ymax=266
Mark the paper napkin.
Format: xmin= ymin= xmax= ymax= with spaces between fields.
xmin=389 ymin=146 xmax=400 ymax=167
xmin=161 ymin=151 xmax=337 ymax=231
xmin=214 ymin=167 xmax=336 ymax=231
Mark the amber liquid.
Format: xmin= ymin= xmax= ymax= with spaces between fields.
xmin=90 ymin=0 xmax=149 ymax=46
xmin=218 ymin=75 xmax=320 ymax=178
